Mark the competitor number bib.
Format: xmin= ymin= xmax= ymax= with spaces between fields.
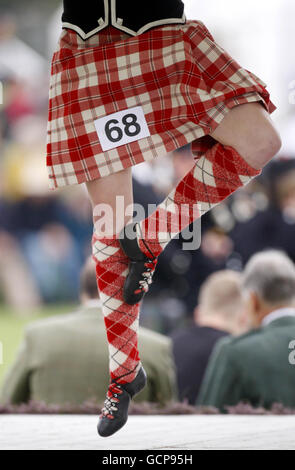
xmin=95 ymin=106 xmax=151 ymax=152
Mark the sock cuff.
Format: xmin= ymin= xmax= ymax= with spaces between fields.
xmin=222 ymin=144 xmax=262 ymax=178
xmin=92 ymin=232 xmax=120 ymax=245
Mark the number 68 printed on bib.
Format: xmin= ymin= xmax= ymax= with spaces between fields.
xmin=95 ymin=106 xmax=151 ymax=152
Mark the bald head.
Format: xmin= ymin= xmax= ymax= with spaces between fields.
xmin=197 ymin=270 xmax=243 ymax=333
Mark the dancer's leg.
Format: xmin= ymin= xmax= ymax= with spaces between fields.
xmin=87 ymin=169 xmax=148 ymax=436
xmin=86 ymin=167 xmax=133 ymax=236
xmin=118 ymin=103 xmax=281 ymax=305
xmin=87 ymin=168 xmax=143 ymax=384
xmin=210 ymin=103 xmax=281 ymax=170
xmin=136 ymin=103 xmax=281 ymax=258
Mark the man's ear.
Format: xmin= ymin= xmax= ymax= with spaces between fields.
xmin=250 ymin=291 xmax=260 ymax=314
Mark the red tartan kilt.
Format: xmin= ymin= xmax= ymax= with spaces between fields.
xmin=46 ymin=21 xmax=275 ymax=189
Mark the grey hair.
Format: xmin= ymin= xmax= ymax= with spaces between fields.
xmin=242 ymin=250 xmax=295 ymax=306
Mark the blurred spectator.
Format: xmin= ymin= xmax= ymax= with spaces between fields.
xmin=0 ymin=103 xmax=93 ymax=304
xmin=229 ymin=159 xmax=295 ymax=265
xmin=0 ymin=231 xmax=41 ymax=312
xmin=198 ymin=250 xmax=295 ymax=411
xmin=171 ymin=270 xmax=244 ymax=405
xmin=22 ymin=223 xmax=81 ymax=303
xmin=0 ymin=257 xmax=176 ymax=406
xmin=0 ymin=191 xmax=92 ymax=304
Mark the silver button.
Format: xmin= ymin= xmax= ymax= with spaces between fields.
xmin=98 ymin=17 xmax=104 ymax=26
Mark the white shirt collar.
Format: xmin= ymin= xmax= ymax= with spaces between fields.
xmin=262 ymin=308 xmax=295 ymax=327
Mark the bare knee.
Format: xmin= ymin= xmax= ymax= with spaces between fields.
xmin=211 ymin=103 xmax=282 ymax=170
xmin=255 ymin=120 xmax=282 ymax=164
xmin=237 ymin=124 xmax=281 ymax=171
xmin=85 ymin=168 xmax=134 ymax=235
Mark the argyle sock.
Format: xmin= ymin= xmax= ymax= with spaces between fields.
xmin=92 ymin=233 xmax=142 ymax=384
xmin=138 ymin=143 xmax=261 ymax=258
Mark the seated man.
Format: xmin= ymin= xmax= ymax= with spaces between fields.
xmin=171 ymin=270 xmax=244 ymax=404
xmin=0 ymin=258 xmax=176 ymax=407
xmin=198 ymin=250 xmax=295 ymax=411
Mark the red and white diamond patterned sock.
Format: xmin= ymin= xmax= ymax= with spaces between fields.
xmin=92 ymin=233 xmax=141 ymax=384
xmin=138 ymin=143 xmax=261 ymax=258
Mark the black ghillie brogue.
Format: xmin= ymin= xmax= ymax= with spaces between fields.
xmin=119 ymin=223 xmax=158 ymax=305
xmin=97 ymin=367 xmax=147 ymax=437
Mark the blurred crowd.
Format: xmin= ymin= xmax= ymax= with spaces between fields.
xmin=0 ymin=9 xmax=295 ymax=332
xmin=0 ymin=15 xmax=94 ymax=310
xmin=0 ymin=68 xmax=93 ymax=309
xmin=2 ymin=69 xmax=295 ymax=328
xmin=0 ymin=1 xmax=295 ymax=413
xmin=2 ymin=65 xmax=294 ymax=325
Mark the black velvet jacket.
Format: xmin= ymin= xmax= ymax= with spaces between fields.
xmin=62 ymin=0 xmax=186 ymax=40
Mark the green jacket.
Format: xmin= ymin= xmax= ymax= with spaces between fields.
xmin=197 ymin=316 xmax=295 ymax=411
xmin=0 ymin=305 xmax=176 ymax=406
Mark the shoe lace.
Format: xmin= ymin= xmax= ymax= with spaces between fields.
xmin=134 ymin=258 xmax=158 ymax=295
xmin=101 ymin=382 xmax=123 ymax=419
